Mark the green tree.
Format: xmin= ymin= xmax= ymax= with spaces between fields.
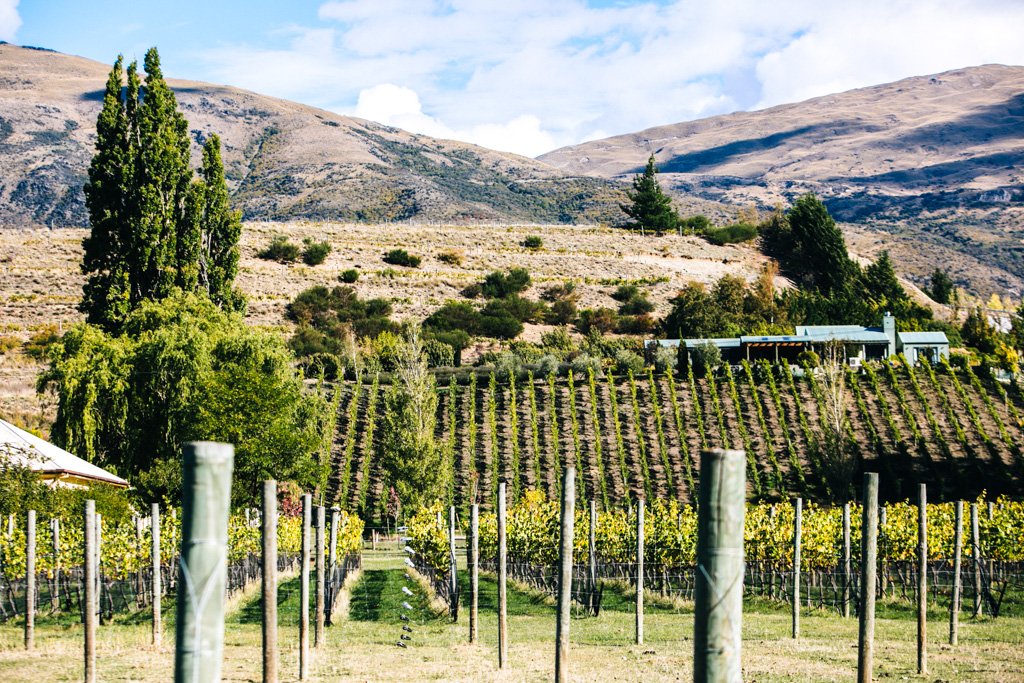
xmin=927 ymin=269 xmax=955 ymax=305
xmin=862 ymin=251 xmax=907 ymax=308
xmin=786 ymin=194 xmax=857 ymax=295
xmin=41 ymin=293 xmax=329 ymax=506
xmin=961 ymin=307 xmax=998 ymax=355
xmin=620 ymin=155 xmax=679 ymax=235
xmin=81 ymin=48 xmax=243 ymax=330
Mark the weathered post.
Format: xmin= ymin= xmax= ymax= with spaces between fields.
xmin=95 ymin=512 xmax=102 ymax=625
xmin=917 ymin=484 xmax=927 ymax=675
xmin=842 ymin=502 xmax=851 ymax=619
xmin=173 ymin=442 xmax=234 ymax=683
xmin=136 ymin=515 xmax=146 ymax=608
xmin=25 ymin=509 xmax=35 ymax=650
xmin=971 ymin=503 xmax=982 ymax=618
xmin=857 ymin=473 xmax=879 ymax=683
xmin=792 ymin=497 xmax=802 ymax=639
xmin=588 ymin=499 xmax=597 ymax=614
xmin=497 ymin=482 xmax=508 ymax=669
xmin=449 ymin=505 xmax=457 ymax=620
xmin=949 ymin=500 xmax=963 ymax=646
xmin=315 ymin=505 xmax=326 ymax=648
xmin=327 ymin=507 xmax=339 ymax=622
xmin=84 ymin=500 xmax=97 ymax=683
xmin=51 ymin=517 xmax=60 ymax=612
xmin=152 ymin=503 xmax=162 ymax=647
xmin=693 ymin=448 xmax=746 ymax=683
xmin=299 ymin=494 xmax=311 ymax=680
xmin=469 ymin=502 xmax=479 ymax=644
xmin=636 ymin=498 xmax=645 ymax=646
xmin=262 ymin=481 xmax=278 ymax=683
xmin=555 ymin=467 xmax=576 ymax=683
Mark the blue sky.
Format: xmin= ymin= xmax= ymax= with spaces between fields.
xmin=5 ymin=0 xmax=1024 ymax=156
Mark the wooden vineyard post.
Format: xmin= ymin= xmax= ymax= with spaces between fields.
xmin=95 ymin=513 xmax=102 ymax=626
xmin=449 ymin=506 xmax=457 ymax=621
xmin=262 ymin=481 xmax=278 ymax=683
xmin=173 ymin=442 xmax=233 ymax=683
xmin=497 ymin=482 xmax=508 ymax=669
xmin=588 ymin=499 xmax=597 ymax=614
xmin=636 ymin=499 xmax=645 ymax=646
xmin=152 ymin=503 xmax=162 ymax=647
xmin=842 ymin=502 xmax=851 ymax=619
xmin=971 ymin=503 xmax=982 ymax=618
xmin=315 ymin=506 xmax=326 ymax=648
xmin=555 ymin=467 xmax=576 ymax=683
xmin=327 ymin=507 xmax=339 ymax=623
xmin=25 ymin=509 xmax=34 ymax=651
xmin=792 ymin=497 xmax=802 ymax=639
xmin=857 ymin=473 xmax=879 ymax=683
xmin=469 ymin=502 xmax=479 ymax=644
xmin=299 ymin=494 xmax=311 ymax=680
xmin=693 ymin=448 xmax=746 ymax=683
xmin=136 ymin=516 xmax=146 ymax=608
xmin=51 ymin=517 xmax=60 ymax=612
xmin=917 ymin=484 xmax=927 ymax=675
xmin=949 ymin=500 xmax=963 ymax=646
xmin=84 ymin=500 xmax=96 ymax=683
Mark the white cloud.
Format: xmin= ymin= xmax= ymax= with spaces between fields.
xmin=200 ymin=0 xmax=1024 ymax=157
xmin=0 ymin=0 xmax=21 ymax=42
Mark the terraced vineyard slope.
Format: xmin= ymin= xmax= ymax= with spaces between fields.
xmin=327 ymin=360 xmax=1024 ymax=520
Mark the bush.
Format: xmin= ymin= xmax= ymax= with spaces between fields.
xmin=542 ymin=281 xmax=578 ymax=302
xmin=547 ymin=298 xmax=577 ymax=325
xmin=286 ymin=286 xmax=395 ymax=350
xmin=0 ymin=335 xmax=19 ymax=355
xmin=536 ymin=354 xmax=560 ymax=376
xmin=570 ymin=353 xmax=603 ymax=375
xmin=541 ymin=327 xmax=575 ymax=353
xmin=616 ymin=313 xmax=657 ymax=335
xmin=479 ymin=268 xmax=531 ymax=299
xmin=690 ymin=341 xmax=722 ymax=377
xmin=300 ymin=352 xmax=341 ymax=380
xmin=423 ymin=339 xmax=455 ymax=368
xmin=24 ymin=324 xmax=61 ymax=360
xmin=704 ymin=222 xmax=758 ymax=246
xmin=613 ymin=349 xmax=645 ymax=375
xmin=478 ymin=311 xmax=523 ymax=339
xmin=301 ymin=238 xmax=331 ymax=266
xmin=484 ymin=295 xmax=546 ymax=324
xmin=680 ymin=214 xmax=713 ymax=235
xmin=424 ymin=301 xmax=482 ymax=335
xmin=611 ymin=284 xmax=641 ymax=303
xmin=258 ymin=235 xmax=300 ymax=263
xmin=493 ymin=351 xmax=522 ymax=377
xmin=437 ymin=250 xmax=464 ymax=266
xmin=577 ymin=307 xmax=618 ymax=335
xmin=652 ymin=345 xmax=677 ymax=373
xmin=797 ymin=349 xmax=820 ymax=367
xmin=339 ymin=268 xmax=359 ymax=283
xmin=383 ymin=249 xmax=421 ymax=268
xmin=522 ymin=235 xmax=543 ymax=250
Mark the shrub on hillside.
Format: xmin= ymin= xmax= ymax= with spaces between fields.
xmin=613 ymin=349 xmax=645 ymax=375
xmin=302 ymin=238 xmax=331 ymax=266
xmin=437 ymin=250 xmax=464 ymax=266
xmin=522 ymin=235 xmax=543 ymax=250
xmin=476 ymin=268 xmax=531 ymax=299
xmin=577 ymin=307 xmax=618 ymax=335
xmin=258 ymin=235 xmax=300 ymax=263
xmin=704 ymin=222 xmax=758 ymax=245
xmin=689 ymin=341 xmax=721 ymax=378
xmin=339 ymin=268 xmax=359 ymax=283
xmin=299 ymin=352 xmax=342 ymax=380
xmin=423 ymin=339 xmax=456 ymax=368
xmin=24 ymin=324 xmax=62 ymax=360
xmin=383 ymin=248 xmax=421 ymax=268
xmin=616 ymin=313 xmax=657 ymax=335
xmin=546 ymin=299 xmax=577 ymax=325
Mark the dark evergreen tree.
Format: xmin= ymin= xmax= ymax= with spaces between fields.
xmin=786 ymin=193 xmax=857 ymax=295
xmin=862 ymin=251 xmax=906 ymax=307
xmin=927 ymin=268 xmax=954 ymax=304
xmin=620 ymin=155 xmax=679 ymax=235
xmin=81 ymin=48 xmax=243 ymax=330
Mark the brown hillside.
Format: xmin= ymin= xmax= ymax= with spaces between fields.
xmin=0 ymin=42 xmax=627 ymax=227
xmin=540 ymin=65 xmax=1024 ymax=296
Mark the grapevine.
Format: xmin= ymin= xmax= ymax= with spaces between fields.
xmin=587 ymin=367 xmax=611 ymax=510
xmin=627 ymin=370 xmax=653 ymax=501
xmin=687 ymin=365 xmax=708 ymax=449
xmin=646 ymin=367 xmax=675 ymax=496
xmin=665 ymin=368 xmax=696 ymax=496
xmin=741 ymin=360 xmax=782 ymax=491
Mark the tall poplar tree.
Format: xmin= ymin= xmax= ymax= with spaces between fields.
xmin=81 ymin=48 xmax=243 ymax=330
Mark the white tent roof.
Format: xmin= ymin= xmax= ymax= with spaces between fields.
xmin=0 ymin=418 xmax=129 ymax=488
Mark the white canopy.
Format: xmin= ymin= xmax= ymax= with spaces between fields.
xmin=0 ymin=418 xmax=129 ymax=488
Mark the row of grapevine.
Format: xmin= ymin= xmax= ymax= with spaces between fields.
xmin=327 ymin=360 xmax=1024 ymax=521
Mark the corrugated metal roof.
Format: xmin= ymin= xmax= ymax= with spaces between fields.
xmin=795 ymin=324 xmax=878 ymax=335
xmin=0 ymin=419 xmax=129 ymax=488
xmin=683 ymin=338 xmax=742 ymax=349
xmin=898 ymin=331 xmax=949 ymax=345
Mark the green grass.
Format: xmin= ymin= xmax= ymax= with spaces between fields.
xmin=1 ymin=550 xmax=1023 ymax=681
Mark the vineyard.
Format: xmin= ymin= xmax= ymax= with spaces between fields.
xmin=326 ymin=359 xmax=1024 ymax=518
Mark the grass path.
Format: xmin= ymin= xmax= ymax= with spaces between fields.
xmin=1 ymin=549 xmax=1023 ymax=681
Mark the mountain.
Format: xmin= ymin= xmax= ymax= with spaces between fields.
xmin=0 ymin=42 xmax=625 ymax=227
xmin=540 ymin=65 xmax=1024 ymax=296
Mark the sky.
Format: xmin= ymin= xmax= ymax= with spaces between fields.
xmin=4 ymin=0 xmax=1024 ymax=157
